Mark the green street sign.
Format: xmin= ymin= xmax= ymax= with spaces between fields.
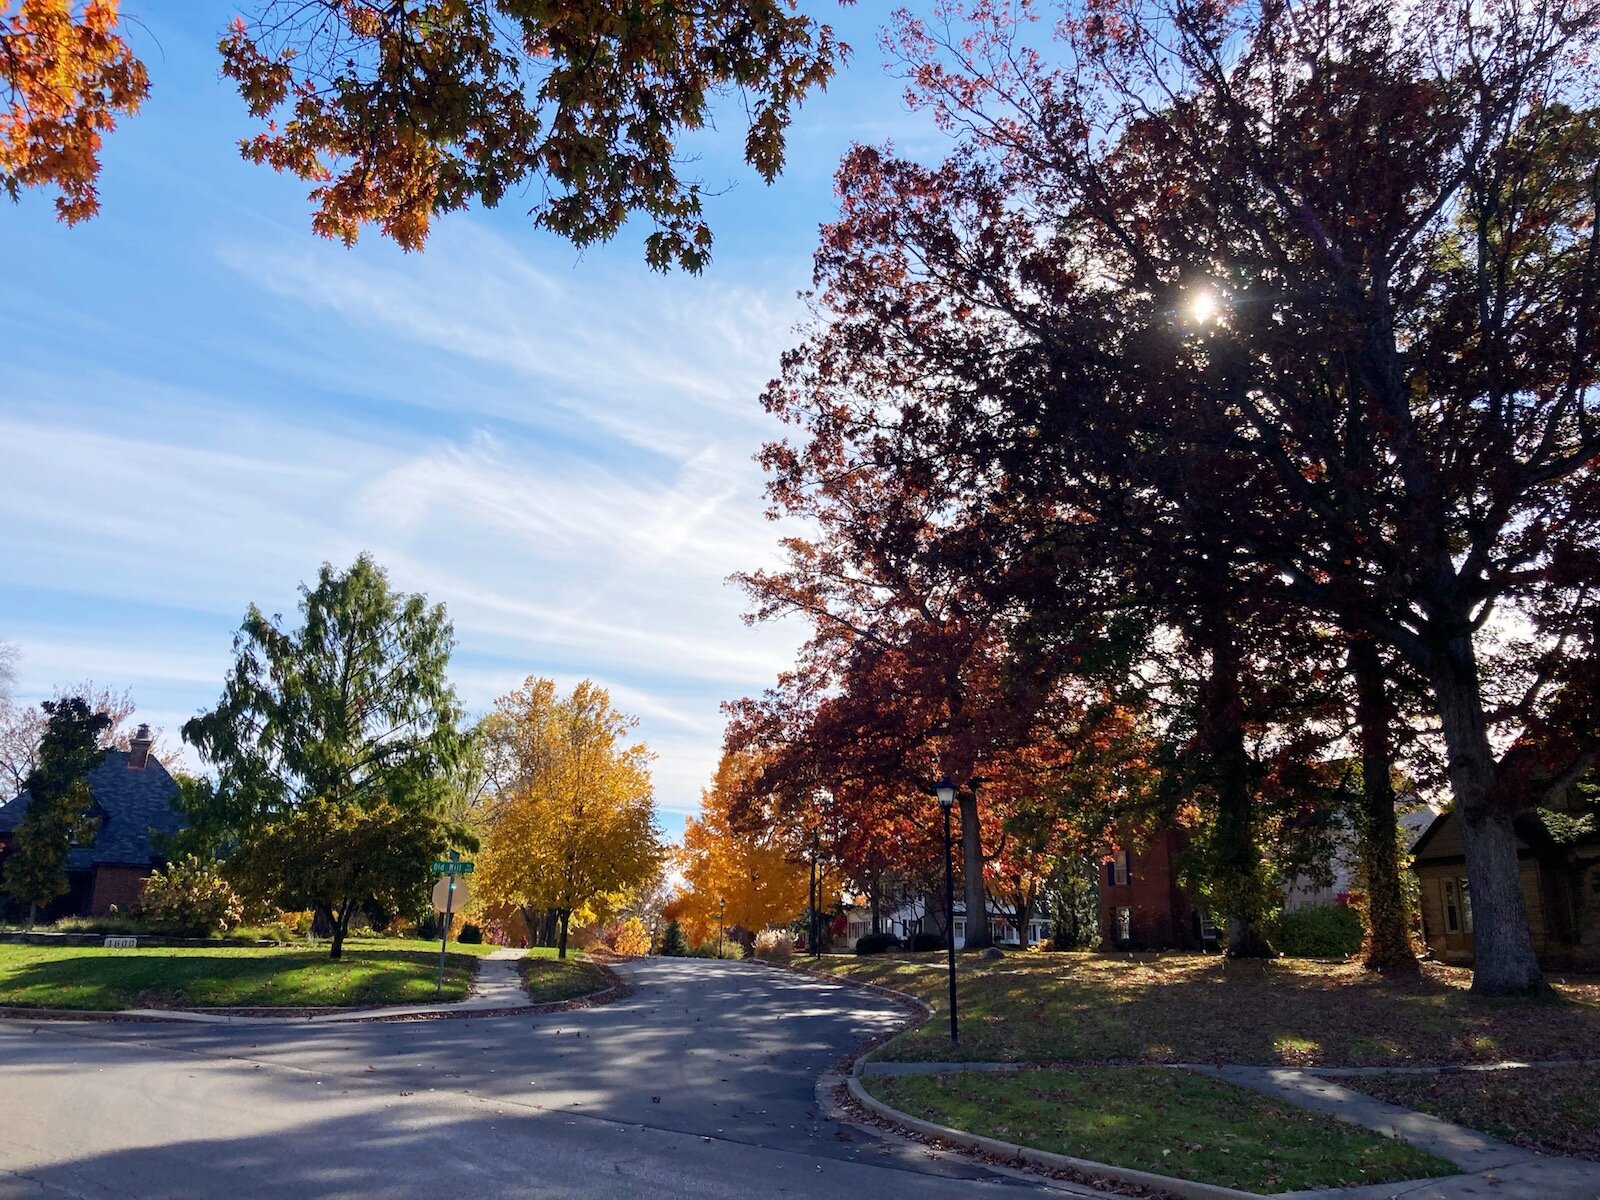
xmin=430 ymin=860 xmax=475 ymax=875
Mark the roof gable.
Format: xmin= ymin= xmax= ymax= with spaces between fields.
xmin=0 ymin=750 xmax=187 ymax=868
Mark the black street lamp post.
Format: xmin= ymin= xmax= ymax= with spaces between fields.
xmin=718 ymin=897 xmax=726 ymax=958
xmin=935 ymin=777 xmax=959 ymax=1046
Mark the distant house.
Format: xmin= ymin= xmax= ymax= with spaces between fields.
xmin=1282 ymin=805 xmax=1437 ymax=913
xmin=0 ymin=725 xmax=186 ymax=917
xmin=843 ymin=896 xmax=1050 ymax=949
xmin=1411 ymin=810 xmax=1600 ymax=968
xmin=1098 ymin=829 xmax=1216 ymax=951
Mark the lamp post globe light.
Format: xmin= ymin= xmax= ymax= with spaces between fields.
xmin=934 ymin=777 xmax=959 ymax=1046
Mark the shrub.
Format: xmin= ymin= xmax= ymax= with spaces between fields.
xmin=457 ymin=922 xmax=483 ymax=944
xmin=689 ymin=939 xmax=744 ymax=959
xmin=137 ymin=856 xmax=243 ymax=936
xmin=658 ymin=919 xmax=688 ymax=957
xmin=52 ymin=913 xmax=143 ymax=935
xmin=854 ymin=932 xmax=904 ymax=955
xmin=1277 ymin=903 xmax=1364 ymax=959
xmin=612 ymin=916 xmax=652 ymax=957
xmin=751 ymin=928 xmax=794 ymax=962
xmin=909 ymin=931 xmax=947 ymax=952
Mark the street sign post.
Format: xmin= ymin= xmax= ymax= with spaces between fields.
xmin=432 ymin=854 xmax=474 ymax=998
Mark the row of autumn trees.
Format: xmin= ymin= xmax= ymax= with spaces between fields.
xmin=167 ymin=554 xmax=661 ymax=960
xmin=702 ymin=0 xmax=1600 ymax=997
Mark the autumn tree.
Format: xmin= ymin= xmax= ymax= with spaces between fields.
xmin=5 ymin=0 xmax=846 ymax=269
xmin=675 ymin=750 xmax=807 ymax=944
xmin=475 ymin=678 xmax=662 ymax=959
xmin=767 ymin=0 xmax=1600 ymax=993
xmin=183 ymin=554 xmax=468 ymax=960
xmin=0 ymin=1 xmax=148 ymax=221
xmin=2 ymin=696 xmax=109 ymax=929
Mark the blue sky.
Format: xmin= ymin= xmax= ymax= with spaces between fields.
xmin=0 ymin=2 xmax=947 ymax=841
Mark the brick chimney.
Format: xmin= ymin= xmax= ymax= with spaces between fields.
xmin=128 ymin=724 xmax=154 ymax=770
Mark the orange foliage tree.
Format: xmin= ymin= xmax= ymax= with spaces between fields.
xmin=673 ymin=751 xmax=807 ymax=946
xmin=0 ymin=0 xmax=148 ymax=221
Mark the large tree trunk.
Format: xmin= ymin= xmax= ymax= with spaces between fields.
xmin=25 ymin=902 xmax=36 ymax=934
xmin=1349 ymin=641 xmax=1418 ymax=974
xmin=557 ymin=909 xmax=571 ymax=960
xmin=1200 ymin=613 xmax=1273 ymax=958
xmin=329 ymin=901 xmax=351 ymax=961
xmin=1427 ymin=632 xmax=1547 ymax=996
xmin=958 ymin=789 xmax=993 ymax=949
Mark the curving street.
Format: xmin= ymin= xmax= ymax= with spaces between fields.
xmin=0 ymin=959 xmax=1070 ymax=1199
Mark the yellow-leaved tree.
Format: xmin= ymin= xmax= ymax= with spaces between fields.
xmin=675 ymin=750 xmax=807 ymax=946
xmin=476 ymin=678 xmax=662 ymax=959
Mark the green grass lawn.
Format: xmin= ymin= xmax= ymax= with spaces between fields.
xmin=1342 ymin=1066 xmax=1600 ymax=1162
xmin=811 ymin=952 xmax=1600 ymax=1067
xmin=864 ymin=1067 xmax=1457 ymax=1193
xmin=517 ymin=948 xmax=610 ymax=1004
xmin=0 ymin=937 xmax=497 ymax=1010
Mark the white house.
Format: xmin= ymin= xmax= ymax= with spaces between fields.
xmin=843 ymin=895 xmax=1050 ymax=949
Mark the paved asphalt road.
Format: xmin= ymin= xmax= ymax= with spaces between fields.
xmin=0 ymin=958 xmax=1073 ymax=1199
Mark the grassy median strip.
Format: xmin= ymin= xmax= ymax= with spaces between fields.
xmin=1341 ymin=1066 xmax=1600 ymax=1162
xmin=863 ymin=1066 xmax=1457 ymax=1193
xmin=518 ymin=948 xmax=609 ymax=1004
xmin=0 ymin=938 xmax=496 ymax=1010
xmin=813 ymin=952 xmax=1600 ymax=1068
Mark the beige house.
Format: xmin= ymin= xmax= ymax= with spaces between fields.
xmin=1411 ymin=810 xmax=1600 ymax=967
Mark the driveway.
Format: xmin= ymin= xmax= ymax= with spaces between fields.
xmin=0 ymin=958 xmax=1069 ymax=1199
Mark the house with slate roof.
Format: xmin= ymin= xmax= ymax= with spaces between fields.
xmin=0 ymin=725 xmax=188 ymax=917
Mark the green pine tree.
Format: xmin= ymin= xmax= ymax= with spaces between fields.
xmin=658 ymin=919 xmax=687 ymax=957
xmin=4 ymin=698 xmax=111 ymax=930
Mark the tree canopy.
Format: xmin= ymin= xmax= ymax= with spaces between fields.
xmin=183 ymin=553 xmax=469 ymax=958
xmin=2 ymin=696 xmax=110 ymax=929
xmin=754 ymin=0 xmax=1600 ymax=993
xmin=475 ymin=677 xmax=662 ymax=958
xmin=4 ymin=0 xmax=847 ymax=269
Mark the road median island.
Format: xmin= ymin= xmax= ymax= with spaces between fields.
xmin=0 ymin=937 xmax=494 ymax=1014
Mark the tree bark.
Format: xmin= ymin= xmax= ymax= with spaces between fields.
xmin=557 ymin=909 xmax=571 ymax=960
xmin=958 ymin=789 xmax=993 ymax=949
xmin=1427 ymin=631 xmax=1548 ymax=996
xmin=25 ymin=902 xmax=36 ymax=934
xmin=1199 ymin=613 xmax=1273 ymax=958
xmin=329 ymin=901 xmax=351 ymax=961
xmin=1349 ymin=641 xmax=1419 ymax=974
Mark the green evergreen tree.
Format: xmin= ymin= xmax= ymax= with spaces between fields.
xmin=658 ymin=919 xmax=687 ymax=957
xmin=183 ymin=554 xmax=470 ymax=960
xmin=4 ymin=698 xmax=110 ymax=930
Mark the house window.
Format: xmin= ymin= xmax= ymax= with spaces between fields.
xmin=1443 ymin=880 xmax=1460 ymax=933
xmin=1113 ymin=850 xmax=1131 ymax=886
xmin=1459 ymin=878 xmax=1473 ymax=933
xmin=1116 ymin=906 xmax=1131 ymax=941
xmin=954 ymin=918 xmax=966 ymax=944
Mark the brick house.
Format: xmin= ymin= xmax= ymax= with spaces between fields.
xmin=1412 ymin=810 xmax=1600 ymax=968
xmin=0 ymin=726 xmax=187 ymax=917
xmin=1099 ymin=829 xmax=1216 ymax=950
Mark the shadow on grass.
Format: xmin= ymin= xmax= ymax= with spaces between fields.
xmin=833 ymin=952 xmax=1600 ymax=1067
